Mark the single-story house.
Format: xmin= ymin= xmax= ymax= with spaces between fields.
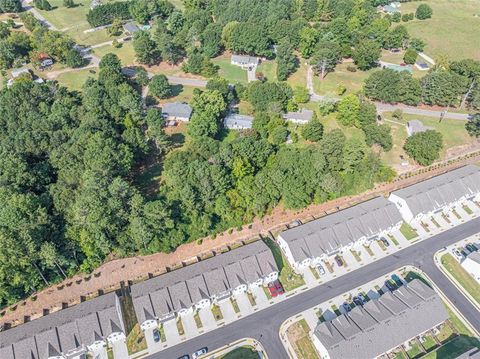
xmin=379 ymin=2 xmax=400 ymax=14
xmin=0 ymin=292 xmax=126 ymax=359
xmin=406 ymin=120 xmax=433 ymax=137
xmin=283 ymin=109 xmax=314 ymax=124
xmin=131 ymin=240 xmax=278 ymax=331
xmin=123 ymin=22 xmax=140 ymax=36
xmin=231 ymin=54 xmax=259 ymax=69
xmin=278 ymin=196 xmax=403 ymax=273
xmin=311 ymin=279 xmax=449 ymax=359
xmin=461 ymin=251 xmax=480 ymax=284
xmin=224 ymin=114 xmax=254 ymax=130
xmin=388 ymin=165 xmax=480 ymax=223
xmin=161 ymin=102 xmax=193 ymax=122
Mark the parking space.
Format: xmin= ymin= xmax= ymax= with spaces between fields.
xmin=431 ymin=213 xmax=450 ymax=229
xmin=454 ymin=206 xmax=471 ymax=221
xmin=303 ymin=268 xmax=318 ymax=286
xmin=219 ymin=300 xmax=237 ymax=323
xmin=163 ymin=319 xmax=181 ymax=345
xmin=198 ymin=307 xmax=217 ymax=331
xmin=144 ymin=327 xmax=158 ymax=351
xmin=367 ymin=241 xmax=384 ymax=258
xmin=111 ymin=340 xmax=129 ymax=359
xmin=391 ymin=231 xmax=409 ymax=247
xmin=251 ymin=286 xmax=269 ymax=308
xmin=235 ymin=292 xmax=253 ymax=315
xmin=181 ymin=313 xmax=200 ymax=339
xmin=342 ymin=250 xmax=360 ymax=270
xmin=91 ymin=347 xmax=108 ymax=359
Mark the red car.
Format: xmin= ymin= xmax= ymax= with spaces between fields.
xmin=268 ymin=280 xmax=285 ymax=297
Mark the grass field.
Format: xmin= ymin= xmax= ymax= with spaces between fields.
xmin=36 ymin=0 xmax=91 ymax=30
xmin=257 ymin=60 xmax=277 ymax=82
xmin=56 ymin=68 xmax=97 ymax=91
xmin=400 ymin=222 xmax=418 ymax=240
xmin=441 ymin=253 xmax=480 ymax=305
xmin=94 ymin=42 xmax=136 ymax=66
xmin=399 ymin=0 xmax=480 ymax=61
xmin=287 ymin=60 xmax=308 ymax=88
xmin=212 ymin=55 xmax=248 ymax=83
xmin=220 ymin=346 xmax=260 ymax=359
xmin=289 ymin=319 xmax=320 ymax=359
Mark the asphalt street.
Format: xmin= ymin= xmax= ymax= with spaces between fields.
xmin=148 ymin=217 xmax=480 ymax=359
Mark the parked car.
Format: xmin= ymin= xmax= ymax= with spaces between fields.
xmin=342 ymin=303 xmax=351 ymax=312
xmin=391 ymin=274 xmax=403 ymax=286
xmin=178 ymin=356 xmax=190 ymax=359
xmin=358 ymin=293 xmax=367 ymax=302
xmin=192 ymin=347 xmax=208 ymax=359
xmin=381 ymin=237 xmax=390 ymax=247
xmin=452 ymin=248 xmax=463 ymax=261
xmin=153 ymin=328 xmax=160 ymax=343
xmin=334 ymin=256 xmax=344 ymax=267
xmin=466 ymin=244 xmax=477 ymax=252
xmin=316 ymin=264 xmax=326 ymax=275
xmin=385 ymin=281 xmax=396 ymax=291
xmin=268 ymin=280 xmax=285 ymax=297
xmin=353 ymin=296 xmax=363 ymax=306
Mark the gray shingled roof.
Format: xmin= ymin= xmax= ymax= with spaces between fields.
xmin=282 ymin=109 xmax=314 ymax=122
xmin=162 ymin=102 xmax=193 ymax=120
xmin=0 ymin=293 xmax=123 ymax=359
xmin=123 ymin=22 xmax=140 ymax=34
xmin=391 ymin=165 xmax=480 ymax=217
xmin=313 ymin=279 xmax=449 ymax=359
xmin=231 ymin=54 xmax=259 ymax=66
xmin=224 ymin=114 xmax=254 ymax=129
xmin=466 ymin=251 xmax=480 ymax=265
xmin=279 ymin=197 xmax=403 ymax=263
xmin=131 ymin=240 xmax=278 ymax=322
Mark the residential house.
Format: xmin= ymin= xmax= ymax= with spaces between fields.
xmin=224 ymin=114 xmax=254 ymax=130
xmin=461 ymin=251 xmax=480 ymax=283
xmin=231 ymin=55 xmax=259 ymax=69
xmin=131 ymin=240 xmax=278 ymax=331
xmin=123 ymin=22 xmax=140 ymax=36
xmin=161 ymin=102 xmax=193 ymax=122
xmin=0 ymin=292 xmax=126 ymax=359
xmin=406 ymin=120 xmax=433 ymax=137
xmin=310 ymin=279 xmax=449 ymax=359
xmin=388 ymin=165 xmax=480 ymax=223
xmin=282 ymin=109 xmax=314 ymax=124
xmin=277 ymin=197 xmax=403 ymax=273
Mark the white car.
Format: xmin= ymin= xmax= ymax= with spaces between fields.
xmin=452 ymin=248 xmax=463 ymax=261
xmin=192 ymin=347 xmax=208 ymax=359
xmin=316 ymin=264 xmax=326 ymax=275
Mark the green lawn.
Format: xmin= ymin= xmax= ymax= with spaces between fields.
xmin=56 ymin=68 xmax=97 ymax=91
xmin=94 ymin=42 xmax=136 ymax=67
xmin=212 ymin=55 xmax=248 ymax=83
xmin=220 ymin=346 xmax=260 ymax=359
xmin=400 ymin=222 xmax=418 ymax=240
xmin=441 ymin=253 xmax=480 ymax=305
xmin=313 ymin=62 xmax=375 ymax=97
xmin=36 ymin=0 xmax=91 ymax=30
xmin=264 ymin=239 xmax=305 ymax=291
xmin=257 ymin=60 xmax=277 ymax=82
xmin=126 ymin=324 xmax=147 ymax=355
xmin=290 ymin=320 xmax=320 ymax=359
xmin=158 ymin=85 xmax=198 ymax=105
xmin=399 ymin=0 xmax=480 ymax=61
xmin=287 ymin=60 xmax=308 ymax=88
xmin=407 ymin=342 xmax=424 ymax=358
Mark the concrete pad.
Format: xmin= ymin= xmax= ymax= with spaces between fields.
xmin=219 ymin=300 xmax=237 ymax=323
xmin=369 ymin=242 xmax=385 ymax=258
xmin=181 ymin=313 xmax=199 ymax=339
xmin=342 ymin=250 xmax=360 ymax=270
xmin=391 ymin=231 xmax=409 ymax=247
xmin=198 ymin=307 xmax=216 ymax=331
xmin=163 ymin=319 xmax=181 ymax=345
xmin=455 ymin=206 xmax=471 ymax=220
xmin=303 ymin=268 xmax=317 ymax=287
xmin=432 ymin=213 xmax=450 ymax=229
xmin=111 ymin=340 xmax=129 ymax=359
xmin=411 ymin=221 xmax=429 ymax=237
xmin=235 ymin=292 xmax=253 ymax=315
xmin=144 ymin=327 xmax=157 ymax=352
xmin=303 ymin=308 xmax=319 ymax=330
xmin=251 ymin=286 xmax=269 ymax=308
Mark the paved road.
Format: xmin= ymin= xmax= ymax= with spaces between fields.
xmin=376 ymin=103 xmax=471 ymax=121
xmin=147 ymin=217 xmax=480 ymax=359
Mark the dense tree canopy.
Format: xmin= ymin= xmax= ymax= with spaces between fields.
xmin=404 ymin=130 xmax=443 ymax=166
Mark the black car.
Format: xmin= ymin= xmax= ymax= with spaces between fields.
xmin=466 ymin=244 xmax=477 ymax=252
xmin=178 ymin=356 xmax=190 ymax=359
xmin=153 ymin=328 xmax=161 ymax=343
xmin=342 ymin=303 xmax=351 ymax=312
xmin=353 ymin=296 xmax=363 ymax=306
xmin=381 ymin=238 xmax=390 ymax=247
xmin=385 ymin=280 xmax=396 ymax=291
xmin=335 ymin=256 xmax=344 ymax=267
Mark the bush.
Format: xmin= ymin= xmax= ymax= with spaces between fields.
xmin=65 ymin=49 xmax=84 ymax=68
xmin=34 ymin=0 xmax=52 ymax=11
xmin=149 ymin=74 xmax=171 ymax=99
xmin=391 ymin=12 xmax=401 ymax=22
xmin=87 ymin=1 xmax=131 ymax=27
xmin=346 ymin=65 xmax=357 ymax=72
xmin=63 ymin=0 xmax=74 ymax=7
xmin=0 ymin=0 xmax=22 ymax=12
xmin=416 ymin=4 xmax=433 ymax=20
xmin=336 ymin=84 xmax=346 ymax=95
xmin=403 ymin=48 xmax=418 ymax=65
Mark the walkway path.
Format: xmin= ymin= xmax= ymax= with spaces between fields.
xmin=2 ymin=149 xmax=480 ymax=328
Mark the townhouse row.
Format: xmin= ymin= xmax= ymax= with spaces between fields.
xmin=278 ymin=165 xmax=480 ymax=274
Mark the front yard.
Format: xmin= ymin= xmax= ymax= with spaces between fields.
xmin=440 ymin=253 xmax=480 ymax=305
xmin=400 ymin=222 xmax=419 ymax=241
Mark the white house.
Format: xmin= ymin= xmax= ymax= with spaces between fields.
xmin=131 ymin=240 xmax=278 ymax=330
xmin=231 ymin=54 xmax=259 ymax=69
xmin=224 ymin=114 xmax=254 ymax=130
xmin=282 ymin=109 xmax=314 ymax=124
xmin=461 ymin=252 xmax=480 ymax=283
xmin=161 ymin=102 xmax=193 ymax=122
xmin=388 ymin=165 xmax=480 ymax=223
xmin=277 ymin=197 xmax=403 ymax=273
xmin=311 ymin=280 xmax=448 ymax=359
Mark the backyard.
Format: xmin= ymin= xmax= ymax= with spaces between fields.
xmin=93 ymin=42 xmax=136 ymax=67
xmin=399 ymin=0 xmax=480 ymax=61
xmin=56 ymin=68 xmax=97 ymax=91
xmin=440 ymin=253 xmax=480 ymax=305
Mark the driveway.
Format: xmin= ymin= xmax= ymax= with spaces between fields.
xmin=181 ymin=313 xmax=200 ymax=339
xmin=219 ymin=300 xmax=237 ymax=323
xmin=163 ymin=319 xmax=181 ymax=346
xmin=111 ymin=340 xmax=129 ymax=359
xmin=251 ymin=286 xmax=269 ymax=309
xmin=90 ymin=347 xmax=108 ymax=359
xmin=235 ymin=292 xmax=253 ymax=315
xmin=198 ymin=307 xmax=217 ymax=331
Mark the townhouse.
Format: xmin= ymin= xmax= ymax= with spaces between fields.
xmin=311 ymin=279 xmax=449 ymax=359
xmin=131 ymin=240 xmax=278 ymax=331
xmin=0 ymin=292 xmax=126 ymax=359
xmin=277 ymin=196 xmax=403 ymax=273
xmin=388 ymin=165 xmax=480 ymax=223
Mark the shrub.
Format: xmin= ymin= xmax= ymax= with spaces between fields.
xmin=416 ymin=4 xmax=433 ymax=20
xmin=403 ymin=48 xmax=418 ymax=65
xmin=346 ymin=65 xmax=357 ymax=72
